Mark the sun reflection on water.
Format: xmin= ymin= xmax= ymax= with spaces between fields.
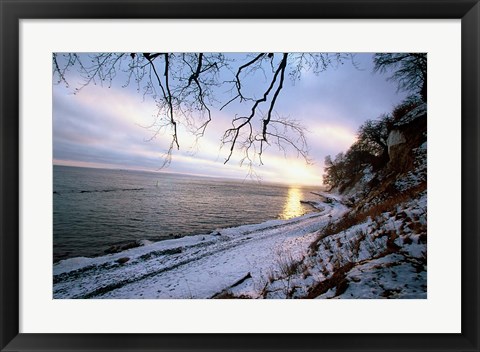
xmin=280 ymin=187 xmax=304 ymax=220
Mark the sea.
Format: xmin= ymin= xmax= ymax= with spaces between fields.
xmin=53 ymin=165 xmax=322 ymax=262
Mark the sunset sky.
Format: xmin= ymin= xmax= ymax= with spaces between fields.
xmin=53 ymin=53 xmax=407 ymax=186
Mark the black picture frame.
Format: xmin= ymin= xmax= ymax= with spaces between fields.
xmin=1 ymin=0 xmax=479 ymax=351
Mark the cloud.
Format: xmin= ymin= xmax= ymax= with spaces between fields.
xmin=53 ymin=53 xmax=408 ymax=186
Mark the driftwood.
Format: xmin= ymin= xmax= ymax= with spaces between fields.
xmin=210 ymin=272 xmax=252 ymax=298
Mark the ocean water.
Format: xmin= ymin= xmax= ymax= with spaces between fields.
xmin=53 ymin=165 xmax=321 ymax=261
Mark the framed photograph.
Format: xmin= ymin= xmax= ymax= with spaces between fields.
xmin=1 ymin=0 xmax=478 ymax=351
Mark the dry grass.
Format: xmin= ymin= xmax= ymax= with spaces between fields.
xmin=351 ymin=230 xmax=366 ymax=259
xmin=276 ymin=253 xmax=306 ymax=278
xmin=306 ymin=261 xmax=355 ymax=298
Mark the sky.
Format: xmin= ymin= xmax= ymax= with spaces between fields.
xmin=53 ymin=53 xmax=407 ymax=186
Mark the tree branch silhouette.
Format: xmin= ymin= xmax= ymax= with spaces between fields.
xmin=53 ymin=52 xmax=345 ymax=170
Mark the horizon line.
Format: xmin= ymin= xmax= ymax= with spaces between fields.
xmin=52 ymin=160 xmax=323 ymax=188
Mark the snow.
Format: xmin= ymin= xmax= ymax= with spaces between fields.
xmin=332 ymin=255 xmax=427 ymax=299
xmin=360 ymin=165 xmax=374 ymax=184
xmin=395 ymin=143 xmax=427 ymax=191
xmin=394 ymin=102 xmax=427 ymax=126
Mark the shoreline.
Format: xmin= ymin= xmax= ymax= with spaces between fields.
xmin=53 ymin=196 xmax=341 ymax=298
xmin=53 ymin=195 xmax=326 ymax=263
xmin=53 ymin=199 xmax=327 ymax=271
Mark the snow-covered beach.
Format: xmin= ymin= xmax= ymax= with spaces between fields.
xmin=53 ymin=193 xmax=346 ymax=299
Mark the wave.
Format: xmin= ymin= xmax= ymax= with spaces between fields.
xmin=53 ymin=188 xmax=145 ymax=195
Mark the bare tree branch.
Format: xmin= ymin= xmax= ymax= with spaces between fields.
xmin=163 ymin=53 xmax=180 ymax=150
xmin=53 ymin=52 xmax=347 ymax=171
